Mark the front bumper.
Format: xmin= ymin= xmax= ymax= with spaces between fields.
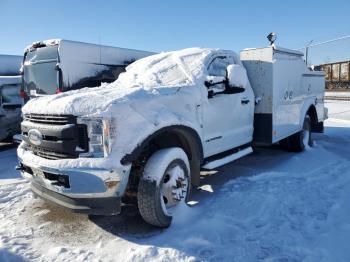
xmin=17 ymin=153 xmax=131 ymax=216
xmin=31 ymin=181 xmax=121 ymax=215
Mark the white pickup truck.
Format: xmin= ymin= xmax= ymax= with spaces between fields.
xmin=17 ymin=46 xmax=326 ymax=227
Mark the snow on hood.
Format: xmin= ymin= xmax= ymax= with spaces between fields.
xmin=22 ymin=48 xmax=215 ymax=116
xmin=22 ymin=84 xmax=178 ymax=116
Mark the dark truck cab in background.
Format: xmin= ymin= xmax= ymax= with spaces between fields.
xmin=0 ymin=55 xmax=23 ymax=141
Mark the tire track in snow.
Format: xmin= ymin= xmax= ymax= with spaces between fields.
xmin=169 ymin=159 xmax=350 ymax=261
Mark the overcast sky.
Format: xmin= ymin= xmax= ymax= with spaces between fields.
xmin=1 ymin=0 xmax=349 ymax=64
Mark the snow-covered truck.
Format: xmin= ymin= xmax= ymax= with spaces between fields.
xmin=0 ymin=55 xmax=23 ymax=141
xmin=17 ymin=45 xmax=326 ymax=227
xmin=21 ymin=39 xmax=155 ymax=98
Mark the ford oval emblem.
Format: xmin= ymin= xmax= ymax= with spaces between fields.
xmin=28 ymin=129 xmax=43 ymax=146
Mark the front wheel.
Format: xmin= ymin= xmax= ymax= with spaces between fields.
xmin=137 ymin=147 xmax=191 ymax=227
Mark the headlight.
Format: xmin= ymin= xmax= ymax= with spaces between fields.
xmin=77 ymin=117 xmax=116 ymax=157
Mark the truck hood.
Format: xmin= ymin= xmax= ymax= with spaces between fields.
xmin=22 ymin=83 xmax=179 ymax=116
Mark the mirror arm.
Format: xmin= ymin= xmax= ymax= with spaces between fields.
xmin=224 ymin=86 xmax=245 ymax=94
xmin=208 ymin=89 xmax=226 ymax=99
xmin=205 ymin=80 xmax=226 ymax=88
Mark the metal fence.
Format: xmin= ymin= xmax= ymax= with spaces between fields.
xmin=315 ymin=61 xmax=350 ymax=90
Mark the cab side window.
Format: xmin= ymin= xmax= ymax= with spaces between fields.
xmin=207 ymin=56 xmax=235 ymax=77
xmin=206 ymin=56 xmax=235 ymax=92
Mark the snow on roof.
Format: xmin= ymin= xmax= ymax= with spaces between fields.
xmin=24 ymin=39 xmax=61 ymax=53
xmin=116 ymin=47 xmax=214 ymax=88
xmin=24 ymin=39 xmax=155 ymax=57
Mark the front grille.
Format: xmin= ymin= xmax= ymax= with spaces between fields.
xmin=25 ymin=144 xmax=76 ymax=160
xmin=22 ymin=114 xmax=89 ymax=160
xmin=23 ymin=114 xmax=76 ymax=125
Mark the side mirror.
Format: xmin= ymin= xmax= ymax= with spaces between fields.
xmin=55 ymin=63 xmax=61 ymax=71
xmin=226 ymin=64 xmax=248 ymax=89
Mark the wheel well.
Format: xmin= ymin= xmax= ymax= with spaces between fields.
xmin=306 ymin=105 xmax=318 ymax=132
xmin=122 ymin=126 xmax=203 ymax=203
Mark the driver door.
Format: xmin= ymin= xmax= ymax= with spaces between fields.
xmin=201 ymin=56 xmax=253 ymax=157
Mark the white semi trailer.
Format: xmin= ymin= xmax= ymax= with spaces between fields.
xmin=18 ymin=44 xmax=326 ymax=227
xmin=22 ymin=39 xmax=155 ymax=98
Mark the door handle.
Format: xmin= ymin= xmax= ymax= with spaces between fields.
xmin=241 ymin=98 xmax=250 ymax=104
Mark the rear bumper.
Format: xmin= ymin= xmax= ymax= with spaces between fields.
xmin=31 ymin=181 xmax=121 ymax=215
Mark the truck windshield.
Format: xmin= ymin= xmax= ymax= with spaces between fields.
xmin=23 ymin=45 xmax=59 ymax=95
xmin=116 ymin=53 xmax=193 ymax=88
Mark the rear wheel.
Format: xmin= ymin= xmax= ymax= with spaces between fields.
xmin=280 ymin=115 xmax=312 ymax=152
xmin=137 ymin=147 xmax=190 ymax=227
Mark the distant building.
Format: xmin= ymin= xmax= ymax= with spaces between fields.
xmin=314 ymin=61 xmax=350 ymax=90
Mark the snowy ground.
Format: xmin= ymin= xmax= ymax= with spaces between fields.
xmin=326 ymin=100 xmax=350 ymax=120
xmin=325 ymin=91 xmax=350 ymax=98
xmin=325 ymin=91 xmax=350 ymax=101
xmin=1 ymin=101 xmax=350 ymax=262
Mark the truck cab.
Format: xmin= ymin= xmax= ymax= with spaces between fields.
xmin=17 ymin=46 xmax=325 ymax=227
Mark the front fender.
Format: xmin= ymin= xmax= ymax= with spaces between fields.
xmin=121 ymin=124 xmax=203 ymax=165
xmin=120 ymin=123 xmax=203 ymax=187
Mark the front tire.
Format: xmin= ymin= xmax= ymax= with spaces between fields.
xmin=137 ymin=147 xmax=191 ymax=227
